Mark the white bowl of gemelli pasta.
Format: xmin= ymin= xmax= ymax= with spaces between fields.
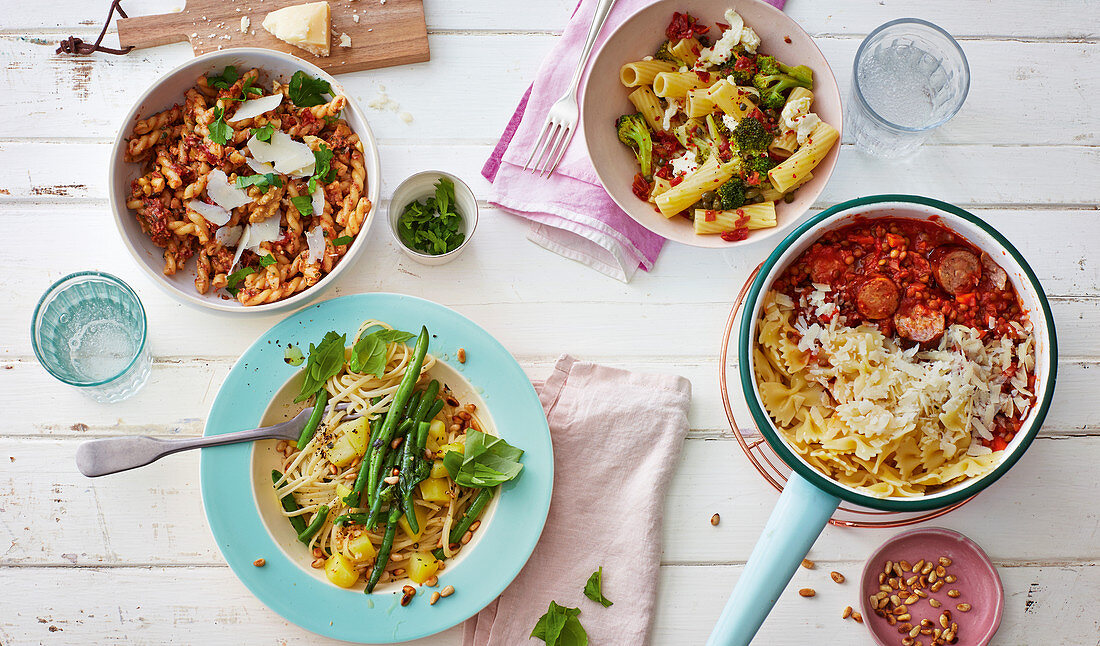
xmin=109 ymin=48 xmax=380 ymax=312
xmin=582 ymin=0 xmax=842 ymax=248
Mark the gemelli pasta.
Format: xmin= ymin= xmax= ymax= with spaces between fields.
xmin=123 ymin=66 xmax=370 ymax=306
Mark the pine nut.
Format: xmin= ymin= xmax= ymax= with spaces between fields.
xmin=929 ymin=598 xmax=942 ymax=608
xmin=798 ymin=588 xmax=816 ymax=597
xmin=906 ymin=575 xmax=919 ymax=586
xmin=830 ymin=571 xmax=845 ymax=584
xmin=392 ymin=467 xmax=400 ymax=476
xmin=464 ymin=403 xmax=477 ymax=412
xmin=935 ymin=565 xmax=946 ymax=577
xmin=931 ymin=580 xmax=945 ymax=592
xmin=898 ymin=622 xmax=912 ymax=633
xmin=940 ymin=613 xmax=950 ymax=628
xmin=909 ymin=626 xmax=921 ymax=638
xmin=457 ymin=348 xmax=466 ymax=363
xmin=894 ymin=563 xmax=905 ymax=577
xmin=390 ymin=552 xmax=405 ymax=561
xmin=470 ymin=520 xmax=481 ymax=532
xmin=887 ymin=614 xmax=897 ymax=625
xmin=440 ymin=585 xmax=455 ymax=597
xmin=391 ymin=437 xmax=403 ymax=449
xmin=841 ymin=606 xmax=852 ymax=619
xmin=955 ymin=603 xmax=971 ymax=612
xmin=383 ymin=475 xmax=399 ymax=485
xmin=914 ymin=589 xmax=927 ymax=598
xmin=802 ymin=558 xmax=815 ymax=569
xmin=329 ymin=464 xmax=338 ymax=475
xmin=896 ymin=613 xmax=911 ymax=622
xmin=929 ymin=570 xmax=938 ymax=583
xmin=461 ymin=530 xmax=473 ymax=545
xmin=902 ymin=639 xmax=915 ymax=646
xmin=947 ymin=589 xmax=960 ymax=598
xmin=343 ymin=471 xmax=356 ymax=480
xmin=425 ymin=576 xmax=438 ymax=587
xmin=710 ymin=513 xmax=721 ymax=526
xmin=852 ymin=612 xmax=862 ymax=623
xmin=899 ymin=560 xmax=912 ymax=572
xmin=884 ymin=560 xmax=893 ymax=575
xmin=912 ymin=560 xmax=925 ymax=573
xmin=879 ymin=572 xmax=887 ymax=584
xmin=312 ymin=547 xmax=324 ymax=558
xmin=276 ymin=440 xmax=288 ymax=452
xmin=429 ymin=591 xmax=441 ymax=605
xmin=944 ymin=574 xmax=957 ymax=584
xmin=311 ymin=558 xmax=324 ymax=568
xmin=939 ymin=556 xmax=952 ymax=567
xmin=904 ymin=595 xmax=918 ymax=605
xmin=400 ymin=585 xmax=415 ymax=607
xmin=253 ymin=558 xmax=266 ymax=567
xmin=392 ymin=568 xmax=405 ymax=576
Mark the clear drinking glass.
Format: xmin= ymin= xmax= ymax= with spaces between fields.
xmin=31 ymin=271 xmax=151 ymax=403
xmin=846 ymin=18 xmax=970 ymax=158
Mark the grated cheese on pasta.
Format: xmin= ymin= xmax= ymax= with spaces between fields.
xmin=755 ymin=289 xmax=1036 ymax=498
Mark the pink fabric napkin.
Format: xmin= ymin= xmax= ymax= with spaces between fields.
xmin=463 ymin=355 xmax=692 ymax=646
xmin=483 ymin=0 xmax=786 ymax=281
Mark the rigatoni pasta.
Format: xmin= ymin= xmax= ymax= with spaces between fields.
xmin=613 ymin=8 xmax=838 ymax=240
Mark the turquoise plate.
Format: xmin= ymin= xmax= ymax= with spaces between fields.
xmin=201 ymin=293 xmax=553 ymax=643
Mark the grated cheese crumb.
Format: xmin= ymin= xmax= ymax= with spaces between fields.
xmin=338 ymin=33 xmax=352 ymax=47
xmin=240 ymin=16 xmax=250 ymax=32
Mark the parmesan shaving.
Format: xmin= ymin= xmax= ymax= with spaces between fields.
xmin=186 ymin=199 xmax=231 ymax=226
xmin=228 ymin=93 xmax=283 ymax=123
xmin=245 ymin=210 xmax=283 ymax=249
xmin=305 ymin=226 xmax=326 ymax=264
xmin=310 ymin=184 xmax=325 ymax=218
xmin=205 ymin=169 xmax=252 ymax=210
xmin=247 ymin=130 xmax=315 ymax=173
xmin=215 ymin=224 xmax=244 ymax=247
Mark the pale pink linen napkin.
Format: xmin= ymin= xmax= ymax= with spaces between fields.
xmin=463 ymin=355 xmax=692 ymax=645
xmin=484 ymin=0 xmax=786 ymax=282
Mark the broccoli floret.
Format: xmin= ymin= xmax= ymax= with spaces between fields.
xmin=716 ymin=55 xmax=756 ymax=85
xmin=717 ymin=178 xmax=747 ymax=210
xmin=616 ymin=113 xmax=654 ymax=177
xmin=744 ymin=155 xmax=778 ymax=174
xmin=752 ymin=66 xmax=814 ymax=111
xmin=654 ymin=40 xmax=688 ymax=66
xmin=756 ymin=55 xmax=780 ymax=75
xmin=732 ymin=116 xmax=772 ymax=157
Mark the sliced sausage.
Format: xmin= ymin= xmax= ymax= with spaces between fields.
xmin=809 ymin=247 xmax=846 ymax=285
xmin=856 ymin=275 xmax=900 ymax=319
xmin=981 ymin=252 xmax=1008 ymax=290
xmin=931 ymin=246 xmax=981 ymax=295
xmin=894 ymin=299 xmax=946 ymax=344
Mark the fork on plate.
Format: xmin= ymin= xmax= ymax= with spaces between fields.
xmin=75 ymin=402 xmax=359 ymax=477
xmin=523 ymin=0 xmax=617 ymax=177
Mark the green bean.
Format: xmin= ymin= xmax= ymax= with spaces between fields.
xmin=413 ymin=380 xmax=440 ymax=424
xmin=402 ymin=420 xmax=433 ymax=532
xmin=297 ymin=505 xmax=330 ymax=544
xmin=272 ymin=469 xmax=307 ymax=534
xmin=365 ymin=328 xmax=430 ymax=506
xmin=295 ymin=389 xmax=328 ymax=449
xmin=365 ymin=505 xmax=403 ymax=593
xmin=415 ymin=402 xmax=444 ymax=481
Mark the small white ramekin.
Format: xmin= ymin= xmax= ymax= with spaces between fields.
xmin=388 ymin=171 xmax=478 ymax=265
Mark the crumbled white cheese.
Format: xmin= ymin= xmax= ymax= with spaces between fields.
xmin=398 ymin=112 xmax=413 ymax=124
xmin=338 ymin=32 xmax=352 ymax=47
xmin=721 ymin=114 xmax=740 ymax=133
xmin=697 ymin=9 xmax=744 ymax=66
xmin=780 ymin=96 xmax=820 ymax=145
xmin=739 ymin=26 xmax=760 ymax=54
xmin=240 ymin=16 xmax=250 ymax=32
xmin=662 ymin=98 xmax=682 ymax=131
xmin=352 ymin=13 xmax=360 ymax=23
xmin=670 ymin=150 xmax=699 ymax=177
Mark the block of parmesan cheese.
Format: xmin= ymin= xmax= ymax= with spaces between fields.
xmin=262 ymin=2 xmax=331 ymax=57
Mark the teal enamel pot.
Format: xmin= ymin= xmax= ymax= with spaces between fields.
xmin=707 ymin=195 xmax=1058 ymax=645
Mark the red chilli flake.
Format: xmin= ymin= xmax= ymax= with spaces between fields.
xmin=666 ymin=12 xmax=710 ymax=40
xmin=721 ymin=228 xmax=749 ymax=242
xmin=631 ymin=173 xmax=651 ymax=201
xmin=733 ymin=55 xmax=757 ymax=73
xmin=669 ymin=176 xmax=684 ymax=187
xmin=716 ymin=21 xmax=730 ymax=32
xmin=694 ymin=70 xmax=711 ymax=82
xmin=745 ymin=171 xmax=762 ymax=187
xmin=704 ymin=210 xmax=718 ymax=222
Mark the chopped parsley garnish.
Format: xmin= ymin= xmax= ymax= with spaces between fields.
xmin=208 ymin=106 xmax=232 ymax=145
xmin=207 ymin=65 xmax=239 ymax=90
xmin=312 ymin=143 xmax=335 ymax=183
xmin=397 ymin=177 xmax=466 ymax=256
xmin=251 ymin=123 xmax=275 ymax=142
xmin=224 ymin=266 xmax=255 ymax=296
xmin=332 ymin=235 xmax=353 ymax=246
xmin=235 ymin=173 xmax=282 ymax=192
xmin=259 ymin=254 xmax=277 ymax=268
xmin=288 ymin=71 xmax=332 ymax=107
xmin=291 ymin=195 xmax=314 ymax=217
xmin=323 ymin=113 xmax=340 ymax=124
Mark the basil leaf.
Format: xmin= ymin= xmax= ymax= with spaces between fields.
xmin=251 ymin=123 xmax=275 ymax=142
xmin=225 ymin=266 xmax=255 ymax=289
xmin=583 ymin=567 xmax=613 ymax=607
xmin=288 ymin=71 xmax=332 ymax=107
xmin=531 ymin=602 xmax=587 ymax=646
xmin=348 ymin=328 xmax=415 ymax=376
xmin=332 ymin=235 xmax=354 ymax=246
xmin=295 ymin=331 xmax=346 ymax=402
xmin=235 ymin=173 xmax=282 ymax=191
xmin=442 ymin=429 xmax=524 ymax=488
xmin=208 ymin=106 xmax=232 ymax=145
xmin=207 ymin=65 xmax=239 ymax=90
xmin=291 ymin=195 xmax=314 ymax=217
xmin=259 ymin=254 xmax=277 ymax=268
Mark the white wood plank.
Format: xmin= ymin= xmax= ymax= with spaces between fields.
xmin=1 ymin=35 xmax=1095 ymax=145
xmin=11 ymin=0 xmax=1098 ymax=38
xmin=0 ymin=562 xmax=1094 ymax=645
xmin=3 ymin=434 xmax=1099 ymax=567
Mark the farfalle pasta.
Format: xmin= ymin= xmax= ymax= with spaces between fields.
xmin=123 ymin=66 xmax=370 ymax=306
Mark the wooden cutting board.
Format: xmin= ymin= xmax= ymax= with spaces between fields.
xmin=117 ymin=0 xmax=429 ymax=74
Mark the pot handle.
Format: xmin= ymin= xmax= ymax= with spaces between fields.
xmin=706 ymin=472 xmax=840 ymax=646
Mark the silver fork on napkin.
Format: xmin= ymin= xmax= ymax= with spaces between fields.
xmin=76 ymin=402 xmax=358 ymax=477
xmin=523 ymin=0 xmax=617 ymax=177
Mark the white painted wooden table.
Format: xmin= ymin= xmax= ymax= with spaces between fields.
xmin=2 ymin=1 xmax=1098 ymax=643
